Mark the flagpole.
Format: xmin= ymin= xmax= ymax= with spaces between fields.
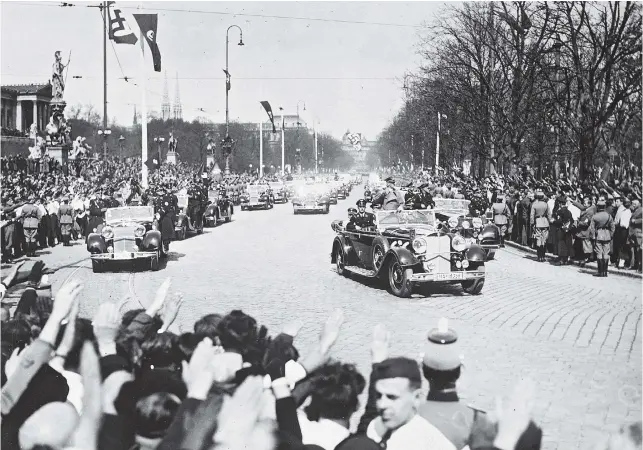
xmin=259 ymin=111 xmax=263 ymax=178
xmin=103 ymin=0 xmax=108 ymax=159
xmin=140 ymin=10 xmax=148 ymax=189
xmin=314 ymin=121 xmax=318 ymax=174
xmin=281 ymin=110 xmax=285 ymax=176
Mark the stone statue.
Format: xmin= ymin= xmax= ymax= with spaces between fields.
xmin=168 ymin=132 xmax=177 ymax=152
xmin=51 ymin=51 xmax=67 ymax=100
xmin=29 ymin=123 xmax=38 ymax=140
xmin=45 ymin=112 xmax=68 ymax=145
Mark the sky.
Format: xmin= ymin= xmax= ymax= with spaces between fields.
xmin=1 ymin=1 xmax=448 ymax=140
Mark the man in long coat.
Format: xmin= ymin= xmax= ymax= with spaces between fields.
xmin=58 ymin=196 xmax=74 ymax=246
xmin=628 ymin=200 xmax=642 ymax=273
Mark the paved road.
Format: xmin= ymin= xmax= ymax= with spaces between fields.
xmin=11 ymin=185 xmax=641 ymax=450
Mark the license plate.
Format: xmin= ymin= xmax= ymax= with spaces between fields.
xmin=437 ymin=272 xmax=464 ymax=280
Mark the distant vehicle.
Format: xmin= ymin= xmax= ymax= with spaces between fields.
xmin=331 ymin=209 xmax=486 ymax=297
xmin=432 ymin=198 xmax=500 ymax=260
xmin=204 ymin=190 xmax=234 ymax=226
xmin=240 ymin=184 xmax=274 ymax=210
xmin=269 ymin=182 xmax=289 ymax=203
xmin=292 ymin=184 xmax=331 ymax=214
xmin=175 ymin=193 xmax=204 ymax=240
xmin=88 ymin=205 xmax=163 ymax=272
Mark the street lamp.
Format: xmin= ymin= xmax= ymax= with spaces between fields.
xmin=435 ymin=112 xmax=447 ymax=169
xmin=296 ymin=100 xmax=306 ymax=127
xmin=223 ymin=25 xmax=244 ymax=175
xmin=118 ymin=135 xmax=125 ymax=160
xmin=97 ymin=129 xmax=111 ymax=158
xmin=154 ymin=136 xmax=165 ymax=166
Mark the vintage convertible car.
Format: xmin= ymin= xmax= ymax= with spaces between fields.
xmin=204 ymin=190 xmax=234 ymax=226
xmin=292 ymin=184 xmax=331 ymax=214
xmin=433 ymin=198 xmax=500 ymax=260
xmin=269 ymin=182 xmax=289 ymax=203
xmin=240 ymin=184 xmax=274 ymax=210
xmin=328 ymin=188 xmax=339 ymax=205
xmin=330 ymin=209 xmax=486 ymax=297
xmin=175 ymin=193 xmax=204 ymax=240
xmin=87 ymin=205 xmax=163 ymax=273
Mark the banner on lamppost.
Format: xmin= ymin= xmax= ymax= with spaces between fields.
xmin=221 ymin=136 xmax=233 ymax=156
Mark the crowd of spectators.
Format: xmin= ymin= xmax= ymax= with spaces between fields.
xmin=0 ymin=265 xmax=640 ymax=450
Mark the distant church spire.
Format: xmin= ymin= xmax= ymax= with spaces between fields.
xmin=133 ymin=104 xmax=138 ymax=126
xmin=173 ymin=71 xmax=182 ymax=120
xmin=161 ymin=70 xmax=171 ymax=121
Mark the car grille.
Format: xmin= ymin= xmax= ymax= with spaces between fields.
xmin=423 ymin=235 xmax=451 ymax=274
xmin=112 ymin=226 xmax=139 ymax=253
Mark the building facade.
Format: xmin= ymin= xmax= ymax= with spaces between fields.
xmin=1 ymin=83 xmax=53 ymax=133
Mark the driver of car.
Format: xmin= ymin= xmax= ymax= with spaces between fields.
xmin=346 ymin=199 xmax=376 ymax=231
xmin=347 ymin=207 xmax=357 ymax=220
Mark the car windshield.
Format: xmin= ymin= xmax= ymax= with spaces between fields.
xmin=247 ymin=185 xmax=265 ymax=195
xmin=376 ymin=210 xmax=436 ymax=227
xmin=433 ymin=198 xmax=471 ymax=217
xmin=269 ymin=182 xmax=284 ymax=189
xmin=105 ymin=206 xmax=154 ymax=224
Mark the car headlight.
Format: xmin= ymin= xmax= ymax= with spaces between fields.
xmin=462 ymin=220 xmax=471 ymax=230
xmin=412 ymin=237 xmax=427 ymax=254
xmin=448 ymin=217 xmax=459 ymax=228
xmin=134 ymin=225 xmax=146 ymax=238
xmin=452 ymin=234 xmax=467 ymax=252
xmin=472 ymin=217 xmax=483 ymax=228
xmin=101 ymin=226 xmax=114 ymax=240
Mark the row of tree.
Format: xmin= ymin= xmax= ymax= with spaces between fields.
xmin=66 ymin=104 xmax=351 ymax=172
xmin=374 ymin=1 xmax=642 ymax=180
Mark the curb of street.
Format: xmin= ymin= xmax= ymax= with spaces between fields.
xmin=504 ymin=240 xmax=643 ymax=280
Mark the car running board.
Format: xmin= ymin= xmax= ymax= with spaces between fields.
xmin=345 ymin=266 xmax=377 ymax=277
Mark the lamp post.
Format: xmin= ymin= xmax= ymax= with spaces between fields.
xmin=118 ymin=135 xmax=125 ymax=160
xmin=435 ymin=112 xmax=447 ymax=169
xmin=97 ymin=129 xmax=111 ymax=158
xmin=154 ymin=136 xmax=165 ymax=166
xmin=223 ymin=25 xmax=244 ymax=175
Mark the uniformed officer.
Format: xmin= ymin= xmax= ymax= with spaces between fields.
xmin=347 ymin=207 xmax=357 ymax=220
xmin=20 ymin=194 xmax=43 ymax=257
xmin=346 ymin=199 xmax=376 ymax=231
xmin=371 ymin=176 xmax=405 ymax=210
xmin=530 ymin=189 xmax=551 ymax=262
xmin=491 ymin=192 xmax=511 ymax=247
xmin=155 ymin=185 xmax=177 ymax=252
xmin=418 ymin=318 xmax=485 ymax=450
xmin=589 ymin=199 xmax=615 ymax=277
xmin=58 ymin=196 xmax=74 ymax=246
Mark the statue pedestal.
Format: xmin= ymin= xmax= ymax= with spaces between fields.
xmin=47 ymin=144 xmax=70 ymax=166
xmin=166 ymin=151 xmax=177 ymax=165
xmin=206 ymin=154 xmax=215 ymax=167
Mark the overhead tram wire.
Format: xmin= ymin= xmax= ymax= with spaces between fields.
xmin=13 ymin=1 xmax=424 ymax=28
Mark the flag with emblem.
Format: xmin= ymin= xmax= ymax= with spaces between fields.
xmin=107 ymin=3 xmax=138 ymax=45
xmin=260 ymin=101 xmax=277 ymax=133
xmin=145 ymin=155 xmax=160 ymax=172
xmin=134 ymin=14 xmax=161 ymax=72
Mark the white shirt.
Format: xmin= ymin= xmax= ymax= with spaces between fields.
xmin=47 ymin=201 xmax=59 ymax=215
xmin=617 ymin=208 xmax=632 ymax=228
xmin=71 ymin=197 xmax=84 ymax=211
xmin=37 ymin=204 xmax=47 ymax=216
xmin=298 ymin=412 xmax=350 ymax=450
xmin=547 ymin=198 xmax=556 ymax=216
xmin=366 ymin=414 xmax=456 ymax=450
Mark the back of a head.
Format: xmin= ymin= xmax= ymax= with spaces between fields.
xmin=2 ymin=319 xmax=32 ymax=352
xmin=194 ymin=313 xmax=223 ymax=342
xmin=18 ymin=402 xmax=79 ymax=450
xmin=305 ymin=362 xmax=366 ymax=421
xmin=141 ymin=332 xmax=181 ymax=371
xmin=134 ymin=392 xmax=181 ymax=439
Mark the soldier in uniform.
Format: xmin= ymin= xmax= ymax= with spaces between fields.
xmin=347 ymin=207 xmax=357 ymax=220
xmin=589 ymin=199 xmax=615 ymax=277
xmin=530 ymin=189 xmax=551 ymax=262
xmin=58 ymin=196 xmax=74 ymax=246
xmin=20 ymin=195 xmax=43 ymax=257
xmin=371 ymin=176 xmax=405 ymax=210
xmin=346 ymin=199 xmax=376 ymax=231
xmin=85 ymin=195 xmax=104 ymax=239
xmin=491 ymin=192 xmax=511 ymax=247
xmin=418 ymin=318 xmax=487 ymax=450
xmin=155 ymin=185 xmax=177 ymax=253
xmin=628 ymin=199 xmax=642 ymax=273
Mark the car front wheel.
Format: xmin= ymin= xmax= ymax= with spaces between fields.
xmin=388 ymin=258 xmax=413 ymax=298
xmin=461 ymin=278 xmax=485 ymax=295
xmin=91 ymin=259 xmax=104 ymax=273
xmin=225 ymin=206 xmax=232 ymax=222
xmin=335 ymin=246 xmax=348 ymax=277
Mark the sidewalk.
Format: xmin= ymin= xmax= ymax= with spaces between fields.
xmin=504 ymin=240 xmax=643 ymax=279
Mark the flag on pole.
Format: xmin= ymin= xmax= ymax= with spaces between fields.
xmin=260 ymin=101 xmax=277 ymax=133
xmin=145 ymin=155 xmax=160 ymax=172
xmin=134 ymin=14 xmax=161 ymax=71
xmin=107 ymin=3 xmax=138 ymax=45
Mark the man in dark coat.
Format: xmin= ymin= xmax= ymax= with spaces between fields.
xmin=573 ymin=196 xmax=595 ymax=266
xmin=552 ymin=195 xmax=574 ymax=265
xmin=628 ymin=199 xmax=642 ymax=273
xmin=346 ymin=199 xmax=376 ymax=231
xmin=155 ymin=187 xmax=177 ymax=253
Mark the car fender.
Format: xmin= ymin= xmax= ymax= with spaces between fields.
xmin=205 ymin=204 xmax=217 ymax=216
xmin=331 ymin=235 xmax=356 ymax=265
xmin=87 ymin=233 xmax=106 ymax=254
xmin=142 ymin=230 xmax=162 ymax=250
xmin=466 ymin=244 xmax=486 ymax=262
xmin=372 ymin=236 xmax=391 ymax=253
xmin=176 ymin=213 xmax=188 ymax=225
xmin=479 ymin=224 xmax=500 ymax=242
xmin=383 ymin=246 xmax=419 ymax=269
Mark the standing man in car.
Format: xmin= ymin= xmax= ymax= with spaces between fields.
xmin=372 ymin=177 xmax=405 ymax=211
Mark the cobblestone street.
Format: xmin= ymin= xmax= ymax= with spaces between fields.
xmin=19 ymin=186 xmax=642 ymax=450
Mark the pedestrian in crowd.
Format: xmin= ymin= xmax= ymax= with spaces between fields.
xmin=613 ymin=197 xmax=632 ymax=268
xmin=491 ymin=192 xmax=511 ymax=248
xmin=628 ymin=199 xmax=642 ymax=273
xmin=573 ymin=196 xmax=596 ymax=267
xmin=19 ymin=195 xmax=42 ymax=257
xmin=589 ymin=199 xmax=615 ymax=277
xmin=552 ymin=195 xmax=574 ymax=266
xmin=530 ymin=189 xmax=551 ymax=262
